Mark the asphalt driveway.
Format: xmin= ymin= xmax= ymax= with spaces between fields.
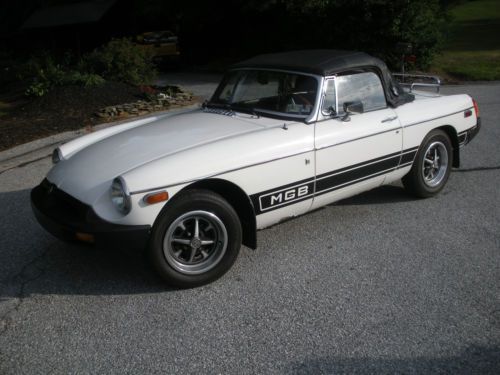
xmin=157 ymin=72 xmax=221 ymax=99
xmin=0 ymin=82 xmax=499 ymax=374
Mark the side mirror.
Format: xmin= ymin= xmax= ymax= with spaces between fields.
xmin=341 ymin=100 xmax=364 ymax=122
xmin=327 ymin=105 xmax=337 ymax=117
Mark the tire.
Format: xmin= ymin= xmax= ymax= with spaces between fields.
xmin=148 ymin=189 xmax=242 ymax=288
xmin=403 ymin=129 xmax=453 ymax=198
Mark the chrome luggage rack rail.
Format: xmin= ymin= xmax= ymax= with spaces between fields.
xmin=393 ymin=73 xmax=441 ymax=93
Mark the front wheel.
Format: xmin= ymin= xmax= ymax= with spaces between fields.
xmin=148 ymin=190 xmax=242 ymax=288
xmin=403 ymin=129 xmax=453 ymax=198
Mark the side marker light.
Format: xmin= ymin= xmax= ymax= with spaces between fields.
xmin=144 ymin=191 xmax=169 ymax=205
xmin=76 ymin=232 xmax=95 ymax=243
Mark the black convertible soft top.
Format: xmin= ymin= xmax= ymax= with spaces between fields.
xmin=232 ymin=50 xmax=414 ymax=108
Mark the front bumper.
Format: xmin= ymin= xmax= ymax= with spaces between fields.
xmin=31 ymin=179 xmax=150 ymax=249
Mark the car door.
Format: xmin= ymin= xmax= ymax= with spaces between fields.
xmin=312 ymin=71 xmax=403 ymax=209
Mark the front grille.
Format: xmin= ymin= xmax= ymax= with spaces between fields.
xmin=37 ymin=179 xmax=90 ymax=224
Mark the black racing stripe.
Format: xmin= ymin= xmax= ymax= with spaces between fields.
xmin=252 ymin=181 xmax=315 ymax=215
xmin=251 ymin=148 xmax=418 ymax=215
xmin=404 ymin=146 xmax=419 ymax=153
xmin=250 ymin=196 xmax=260 ymax=214
xmin=398 ymin=161 xmax=413 ymax=168
xmin=401 ymin=150 xmax=418 ymax=164
xmin=316 ymin=150 xmax=401 ymax=179
xmin=316 ymin=155 xmax=399 ymax=194
xmin=250 ymin=177 xmax=314 ymax=215
xmin=315 ymin=169 xmax=393 ymax=198
xmin=250 ymin=176 xmax=314 ymax=198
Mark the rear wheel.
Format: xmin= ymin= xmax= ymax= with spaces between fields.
xmin=148 ymin=190 xmax=242 ymax=288
xmin=403 ymin=129 xmax=453 ymax=198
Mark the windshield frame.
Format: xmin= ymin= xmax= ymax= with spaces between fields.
xmin=208 ymin=68 xmax=323 ymax=123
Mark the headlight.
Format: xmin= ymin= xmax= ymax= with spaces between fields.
xmin=52 ymin=148 xmax=63 ymax=164
xmin=111 ymin=177 xmax=131 ymax=214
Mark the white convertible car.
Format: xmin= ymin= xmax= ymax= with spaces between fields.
xmin=32 ymin=50 xmax=480 ymax=287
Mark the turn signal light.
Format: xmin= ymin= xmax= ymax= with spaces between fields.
xmin=144 ymin=191 xmax=169 ymax=205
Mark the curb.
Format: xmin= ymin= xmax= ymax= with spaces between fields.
xmin=0 ymin=103 xmax=200 ymax=173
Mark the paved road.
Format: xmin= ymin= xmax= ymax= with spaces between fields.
xmin=157 ymin=72 xmax=221 ymax=99
xmin=0 ymin=83 xmax=499 ymax=374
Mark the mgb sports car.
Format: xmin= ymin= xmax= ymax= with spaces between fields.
xmin=31 ymin=50 xmax=481 ymax=287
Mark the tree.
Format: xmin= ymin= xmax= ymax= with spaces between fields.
xmin=176 ymin=0 xmax=449 ymax=69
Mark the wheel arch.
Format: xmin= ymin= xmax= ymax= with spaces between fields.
xmin=436 ymin=125 xmax=460 ymax=168
xmin=177 ymin=178 xmax=257 ymax=249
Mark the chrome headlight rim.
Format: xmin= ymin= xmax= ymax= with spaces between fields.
xmin=111 ymin=176 xmax=131 ymax=215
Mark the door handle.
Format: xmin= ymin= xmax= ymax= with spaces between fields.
xmin=381 ymin=116 xmax=398 ymax=123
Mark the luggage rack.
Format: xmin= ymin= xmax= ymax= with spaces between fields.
xmin=393 ymin=73 xmax=441 ymax=93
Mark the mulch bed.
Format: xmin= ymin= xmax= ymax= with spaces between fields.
xmin=0 ymin=82 xmax=156 ymax=152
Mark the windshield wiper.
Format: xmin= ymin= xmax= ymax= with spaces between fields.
xmin=203 ymin=100 xmax=223 ymax=109
xmin=249 ymin=108 xmax=260 ymax=118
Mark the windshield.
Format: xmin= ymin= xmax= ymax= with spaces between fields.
xmin=208 ymin=70 xmax=319 ymax=119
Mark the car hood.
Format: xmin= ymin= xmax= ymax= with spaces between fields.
xmin=47 ymin=110 xmax=273 ymax=203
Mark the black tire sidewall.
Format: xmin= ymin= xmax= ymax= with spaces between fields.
xmin=405 ymin=129 xmax=453 ymax=197
xmin=148 ymin=190 xmax=242 ymax=288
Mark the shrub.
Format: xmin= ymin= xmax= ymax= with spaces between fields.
xmin=22 ymin=38 xmax=155 ymax=97
xmin=25 ymin=81 xmax=50 ymax=97
xmin=23 ymin=53 xmax=106 ymax=97
xmin=65 ymin=71 xmax=106 ymax=87
xmin=23 ymin=55 xmax=66 ymax=96
xmin=83 ymin=38 xmax=157 ymax=85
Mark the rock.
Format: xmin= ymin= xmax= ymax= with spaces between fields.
xmin=95 ymin=90 xmax=196 ymax=121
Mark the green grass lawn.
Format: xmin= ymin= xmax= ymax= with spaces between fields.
xmin=432 ymin=0 xmax=500 ymax=80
